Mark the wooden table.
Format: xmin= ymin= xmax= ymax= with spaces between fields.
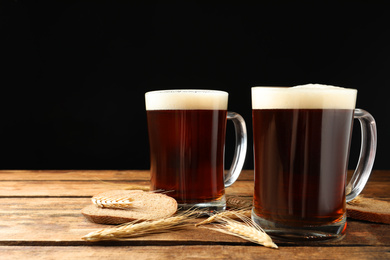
xmin=0 ymin=170 xmax=389 ymax=259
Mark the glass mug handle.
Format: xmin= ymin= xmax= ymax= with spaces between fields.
xmin=346 ymin=108 xmax=377 ymax=202
xmin=224 ymin=112 xmax=248 ymax=188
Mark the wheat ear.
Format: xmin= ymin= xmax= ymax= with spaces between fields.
xmin=203 ymin=214 xmax=278 ymax=249
xmin=92 ymin=196 xmax=134 ymax=209
xmin=82 ymin=210 xmax=201 ymax=242
xmin=195 ymin=208 xmax=251 ymax=226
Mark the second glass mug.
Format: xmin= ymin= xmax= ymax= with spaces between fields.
xmin=251 ymin=85 xmax=377 ymax=242
xmin=145 ymin=89 xmax=247 ymax=211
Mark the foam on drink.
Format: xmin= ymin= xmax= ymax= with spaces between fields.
xmin=252 ymin=84 xmax=357 ymax=109
xmin=145 ymin=90 xmax=228 ymax=110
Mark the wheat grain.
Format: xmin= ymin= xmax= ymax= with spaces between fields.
xmin=82 ymin=210 xmax=201 ymax=242
xmin=203 ymin=214 xmax=278 ymax=249
xmin=92 ymin=196 xmax=134 ymax=209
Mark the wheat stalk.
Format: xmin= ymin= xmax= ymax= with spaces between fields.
xmin=82 ymin=210 xmax=201 ymax=242
xmin=195 ymin=208 xmax=251 ymax=226
xmin=92 ymin=195 xmax=134 ymax=209
xmin=202 ymin=214 xmax=278 ymax=249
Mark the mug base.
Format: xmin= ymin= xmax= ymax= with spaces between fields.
xmin=251 ymin=209 xmax=347 ymax=243
xmin=177 ymin=195 xmax=226 ymax=214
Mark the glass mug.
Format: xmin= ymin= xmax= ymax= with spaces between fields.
xmin=251 ymin=84 xmax=377 ymax=242
xmin=145 ymin=89 xmax=247 ymax=211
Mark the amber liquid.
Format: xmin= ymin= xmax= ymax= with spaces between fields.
xmin=252 ymin=109 xmax=354 ymax=226
xmin=147 ymin=109 xmax=227 ymax=205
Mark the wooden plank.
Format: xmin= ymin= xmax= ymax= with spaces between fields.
xmin=0 ymin=169 xmax=255 ymax=181
xmin=1 ymin=170 xmax=387 ymax=197
xmin=1 ymin=178 xmax=387 ymax=199
xmin=0 ymin=197 xmax=389 ymax=246
xmin=0 ymin=169 xmax=255 ymax=196
xmin=1 ymin=170 xmax=388 ymax=182
xmin=0 ymin=170 xmax=150 ymax=181
xmin=361 ymin=182 xmax=390 ymax=200
xmin=0 ymin=180 xmax=254 ymax=197
xmin=0 ymin=180 xmax=151 ymax=196
xmin=0 ymin=170 xmax=388 ymax=259
xmin=0 ymin=245 xmax=389 ymax=260
xmin=0 ymin=170 xmax=387 ymax=197
xmin=0 ymin=197 xmax=247 ymax=243
xmin=347 ymin=170 xmax=390 ymax=200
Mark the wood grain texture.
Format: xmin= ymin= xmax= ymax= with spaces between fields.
xmin=0 ymin=170 xmax=389 ymax=259
xmin=0 ymin=169 xmax=255 ymax=181
xmin=1 ymin=246 xmax=389 ymax=260
xmin=0 ymin=170 xmax=150 ymax=181
xmin=0 ymin=193 xmax=389 ymax=246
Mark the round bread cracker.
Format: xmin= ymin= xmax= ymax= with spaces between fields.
xmin=347 ymin=197 xmax=390 ymax=224
xmin=82 ymin=190 xmax=178 ymax=224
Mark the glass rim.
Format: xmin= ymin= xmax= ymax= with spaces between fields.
xmin=145 ymin=89 xmax=228 ymax=96
xmin=251 ymin=85 xmax=357 ymax=92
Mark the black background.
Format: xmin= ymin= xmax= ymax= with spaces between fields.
xmin=1 ymin=1 xmax=389 ymax=170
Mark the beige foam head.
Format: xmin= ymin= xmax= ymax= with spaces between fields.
xmin=251 ymin=84 xmax=357 ymax=109
xmin=145 ymin=89 xmax=228 ymax=110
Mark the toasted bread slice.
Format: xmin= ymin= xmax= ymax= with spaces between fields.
xmin=347 ymin=197 xmax=390 ymax=224
xmin=82 ymin=190 xmax=178 ymax=224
